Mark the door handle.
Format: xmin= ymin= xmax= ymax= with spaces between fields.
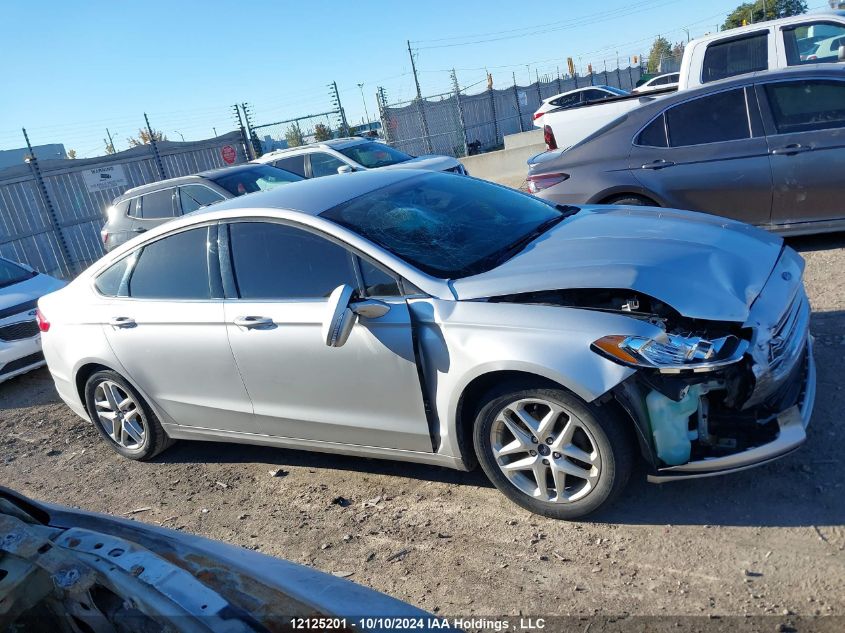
xmin=132 ymin=228 xmax=147 ymax=233
xmin=233 ymin=316 xmax=274 ymax=329
xmin=641 ymin=159 xmax=675 ymax=170
xmin=109 ymin=316 xmax=136 ymax=328
xmin=771 ymin=144 xmax=812 ymax=156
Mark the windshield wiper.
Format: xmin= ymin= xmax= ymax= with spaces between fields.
xmin=490 ymin=207 xmax=577 ymax=266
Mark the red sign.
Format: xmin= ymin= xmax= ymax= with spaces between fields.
xmin=221 ymin=145 xmax=237 ymax=164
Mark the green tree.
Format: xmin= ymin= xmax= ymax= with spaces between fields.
xmin=66 ymin=149 xmax=77 ymax=159
xmin=284 ymin=123 xmax=304 ymax=147
xmin=126 ymin=128 xmax=167 ymax=147
xmin=313 ymin=123 xmax=332 ymax=141
xmin=723 ymin=0 xmax=807 ymax=30
xmin=647 ymin=36 xmax=673 ymax=73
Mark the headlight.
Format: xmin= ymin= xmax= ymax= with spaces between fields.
xmin=591 ymin=333 xmax=747 ymax=374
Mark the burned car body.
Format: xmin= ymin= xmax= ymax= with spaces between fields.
xmin=37 ymin=171 xmax=815 ymax=519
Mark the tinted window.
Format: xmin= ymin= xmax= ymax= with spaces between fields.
xmin=310 ymin=153 xmax=348 ymax=178
xmin=179 ymin=185 xmax=225 ymax=214
xmin=550 ymin=93 xmax=581 ymax=108
xmin=129 ymin=228 xmax=211 ymax=299
xmin=272 ymin=155 xmax=306 ymax=177
xmin=139 ymin=189 xmax=175 ymax=219
xmin=637 ymin=114 xmax=668 ymax=147
xmin=764 ymin=80 xmax=845 ymax=134
xmin=95 ymin=256 xmax=130 ymax=296
xmin=337 ymin=142 xmax=413 ymax=169
xmin=211 ymin=165 xmax=302 ymax=196
xmin=321 ymin=172 xmax=564 ymax=279
xmin=583 ymin=89 xmax=612 ymax=102
xmin=783 ymin=22 xmax=845 ymax=64
xmin=702 ymin=33 xmax=768 ymax=83
xmin=666 ymin=89 xmax=749 ymax=146
xmin=228 ymin=222 xmax=357 ymax=299
xmin=359 ymin=258 xmax=401 ymax=297
xmin=0 ymin=258 xmax=35 ymax=289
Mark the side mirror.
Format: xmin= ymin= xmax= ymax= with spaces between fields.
xmin=337 ymin=165 xmax=353 ymax=174
xmin=323 ymin=285 xmax=357 ymax=347
xmin=839 ymin=44 xmax=845 ymax=62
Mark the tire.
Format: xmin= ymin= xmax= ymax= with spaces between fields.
xmin=84 ymin=370 xmax=174 ymax=461
xmin=473 ymin=386 xmax=633 ymax=520
xmin=603 ymin=194 xmax=656 ymax=207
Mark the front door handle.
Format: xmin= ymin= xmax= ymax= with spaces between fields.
xmin=641 ymin=159 xmax=675 ymax=170
xmin=233 ymin=316 xmax=274 ymax=329
xmin=109 ymin=316 xmax=136 ymax=328
xmin=771 ymin=144 xmax=812 ymax=156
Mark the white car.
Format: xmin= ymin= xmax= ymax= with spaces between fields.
xmin=0 ymin=257 xmax=65 ymax=383
xmin=532 ymin=85 xmax=628 ymax=127
xmin=253 ymin=137 xmax=467 ymax=178
xmin=632 ymin=72 xmax=680 ymax=94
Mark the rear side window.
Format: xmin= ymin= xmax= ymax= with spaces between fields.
xmin=550 ymin=93 xmax=581 ymax=109
xmin=637 ymin=114 xmax=668 ymax=147
xmin=764 ymin=80 xmax=845 ymax=134
xmin=309 ymin=153 xmax=347 ymax=178
xmin=128 ymin=228 xmax=211 ymax=299
xmin=665 ymin=88 xmax=750 ymax=146
xmin=139 ymin=189 xmax=175 ymax=219
xmin=179 ymin=185 xmax=225 ymax=214
xmin=702 ymin=33 xmax=768 ymax=83
xmin=228 ymin=222 xmax=357 ymax=299
xmin=272 ymin=155 xmax=307 ymax=177
xmin=94 ymin=256 xmax=131 ymax=297
xmin=112 ymin=199 xmax=130 ymax=216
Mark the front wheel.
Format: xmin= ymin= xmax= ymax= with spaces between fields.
xmin=474 ymin=387 xmax=633 ymax=520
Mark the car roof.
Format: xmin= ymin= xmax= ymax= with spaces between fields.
xmin=207 ymin=168 xmax=423 ymax=217
xmin=688 ymin=9 xmax=845 ymax=46
xmin=115 ymin=163 xmax=269 ymax=200
xmin=255 ymin=137 xmax=372 ymax=160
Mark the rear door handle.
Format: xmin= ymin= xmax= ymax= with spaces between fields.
xmin=233 ymin=316 xmax=274 ymax=329
xmin=641 ymin=159 xmax=675 ymax=170
xmin=132 ymin=228 xmax=147 ymax=233
xmin=771 ymin=144 xmax=812 ymax=156
xmin=109 ymin=316 xmax=136 ymax=328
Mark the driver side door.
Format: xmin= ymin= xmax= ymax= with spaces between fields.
xmin=221 ymin=220 xmax=433 ymax=452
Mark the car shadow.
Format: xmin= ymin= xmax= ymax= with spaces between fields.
xmin=0 ymin=367 xmax=61 ymax=410
xmin=786 ymin=230 xmax=845 ymax=253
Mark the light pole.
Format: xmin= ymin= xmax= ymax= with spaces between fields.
xmin=357 ymin=83 xmax=371 ymax=130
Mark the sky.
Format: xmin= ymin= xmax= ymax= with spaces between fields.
xmin=0 ymin=0 xmax=814 ymax=157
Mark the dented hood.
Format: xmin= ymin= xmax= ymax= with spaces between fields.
xmin=452 ymin=205 xmax=784 ymax=322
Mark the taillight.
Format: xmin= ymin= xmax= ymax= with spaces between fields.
xmin=533 ymin=111 xmax=544 ymax=120
xmin=35 ymin=308 xmax=50 ymax=332
xmin=526 ymin=173 xmax=569 ymax=194
xmin=543 ymin=125 xmax=557 ymax=150
xmin=101 ymin=228 xmax=109 ymax=246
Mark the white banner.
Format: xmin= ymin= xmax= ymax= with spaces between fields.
xmin=82 ymin=164 xmax=128 ymax=193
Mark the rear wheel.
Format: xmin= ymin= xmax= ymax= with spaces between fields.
xmin=474 ymin=387 xmax=633 ymax=520
xmin=84 ymin=370 xmax=173 ymax=460
xmin=603 ymin=194 xmax=657 ymax=207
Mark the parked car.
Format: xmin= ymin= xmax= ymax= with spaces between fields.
xmin=527 ymin=65 xmax=845 ymax=236
xmin=532 ymin=85 xmax=628 ymax=127
xmin=37 ymin=170 xmax=814 ymax=520
xmin=632 ymin=72 xmax=680 ymax=93
xmin=0 ymin=486 xmax=438 ymax=632
xmin=0 ymin=257 xmax=64 ymax=383
xmin=677 ymin=10 xmax=845 ymax=90
xmin=101 ymin=164 xmax=303 ymax=251
xmin=252 ymin=137 xmax=468 ymax=178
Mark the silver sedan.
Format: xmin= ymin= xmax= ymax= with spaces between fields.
xmin=37 ymin=170 xmax=815 ymax=519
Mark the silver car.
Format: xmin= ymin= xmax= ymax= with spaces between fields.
xmin=37 ymin=170 xmax=815 ymax=519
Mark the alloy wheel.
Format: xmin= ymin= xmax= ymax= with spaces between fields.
xmin=93 ymin=380 xmax=146 ymax=450
xmin=489 ymin=397 xmax=601 ymax=503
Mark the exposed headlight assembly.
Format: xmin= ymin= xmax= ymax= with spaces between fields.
xmin=592 ymin=333 xmax=748 ymax=374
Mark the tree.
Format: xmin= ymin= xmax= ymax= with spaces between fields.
xmin=284 ymin=123 xmax=304 ymax=147
xmin=103 ymin=139 xmax=116 ymax=155
xmin=723 ymin=0 xmax=807 ymax=30
xmin=313 ymin=123 xmax=333 ymax=141
xmin=66 ymin=149 xmax=77 ymax=159
xmin=126 ymin=128 xmax=167 ymax=147
xmin=647 ymin=36 xmax=673 ymax=73
xmin=671 ymin=42 xmax=685 ymax=62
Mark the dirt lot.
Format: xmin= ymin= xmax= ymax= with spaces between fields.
xmin=1 ymin=234 xmax=844 ymax=625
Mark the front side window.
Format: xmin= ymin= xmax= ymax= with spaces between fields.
xmin=337 ymin=142 xmax=413 ymax=169
xmin=272 ymin=155 xmax=307 ymax=177
xmin=210 ymin=165 xmax=302 ymax=196
xmin=321 ymin=172 xmax=565 ymax=279
xmin=228 ymin=222 xmax=357 ymax=299
xmin=309 ymin=152 xmax=348 ymax=177
xmin=139 ymin=189 xmax=175 ymax=219
xmin=665 ymin=88 xmax=750 ymax=146
xmin=764 ymin=79 xmax=845 ymax=134
xmin=179 ymin=185 xmax=225 ymax=214
xmin=702 ymin=33 xmax=768 ymax=83
xmin=783 ymin=22 xmax=845 ymax=64
xmin=128 ymin=227 xmax=211 ymax=299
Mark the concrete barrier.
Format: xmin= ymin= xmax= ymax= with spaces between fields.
xmin=459 ymin=130 xmax=546 ymax=189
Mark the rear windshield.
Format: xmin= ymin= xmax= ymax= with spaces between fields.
xmin=0 ymin=258 xmax=36 ymax=289
xmin=337 ymin=142 xmax=413 ymax=168
xmin=210 ymin=165 xmax=302 ymax=196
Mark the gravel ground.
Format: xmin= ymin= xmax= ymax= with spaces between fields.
xmin=1 ymin=233 xmax=843 ymax=626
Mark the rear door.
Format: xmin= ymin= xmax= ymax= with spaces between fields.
xmin=129 ymin=187 xmax=177 ymax=236
xmin=758 ymin=77 xmax=845 ymax=226
xmin=629 ymin=86 xmax=774 ymax=225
